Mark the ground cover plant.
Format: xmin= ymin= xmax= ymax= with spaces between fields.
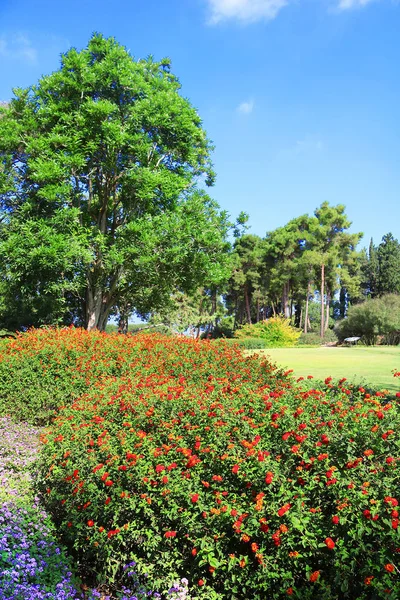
xmin=0 ymin=416 xmax=171 ymax=599
xmin=10 ymin=328 xmax=395 ymax=600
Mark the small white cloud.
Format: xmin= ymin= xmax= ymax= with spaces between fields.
xmin=277 ymin=135 xmax=324 ymax=160
xmin=0 ymin=33 xmax=37 ymax=64
xmin=207 ymin=0 xmax=288 ymax=24
xmin=337 ymin=0 xmax=377 ymax=10
xmin=295 ymin=136 xmax=324 ymax=153
xmin=237 ymin=99 xmax=254 ymax=114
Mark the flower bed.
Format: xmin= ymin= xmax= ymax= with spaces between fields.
xmin=29 ymin=331 xmax=399 ymax=599
xmin=0 ymin=417 xmax=165 ymax=600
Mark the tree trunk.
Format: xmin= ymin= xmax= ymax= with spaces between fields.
xmin=118 ymin=310 xmax=129 ymax=335
xmin=244 ymin=286 xmax=252 ymax=324
xmin=325 ymin=288 xmax=330 ymax=333
xmin=320 ymin=264 xmax=325 ymax=339
xmin=339 ymin=286 xmax=346 ymax=319
xmin=85 ymin=284 xmax=111 ymax=331
xmin=282 ymin=282 xmax=290 ymax=318
xmin=256 ymin=298 xmax=260 ymax=323
xmin=304 ymin=281 xmax=310 ymax=334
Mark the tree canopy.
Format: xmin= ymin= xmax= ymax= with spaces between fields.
xmin=0 ymin=34 xmax=230 ymax=330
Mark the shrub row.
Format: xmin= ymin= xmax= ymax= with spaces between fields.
xmin=29 ymin=330 xmax=400 ymax=599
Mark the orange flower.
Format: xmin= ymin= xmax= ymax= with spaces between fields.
xmin=384 ymin=564 xmax=395 ymax=573
xmin=251 ymin=542 xmax=259 ymax=552
xmin=309 ymin=571 xmax=320 ymax=582
xmin=364 ymin=576 xmax=374 ymax=585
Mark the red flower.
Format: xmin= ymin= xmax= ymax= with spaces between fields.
xmin=191 ymin=493 xmax=199 ymax=503
xmin=87 ymin=520 xmax=94 ymax=527
xmin=265 ymin=471 xmax=273 ymax=485
xmin=325 ymin=537 xmax=335 ymax=550
xmin=309 ymin=571 xmax=320 ymax=582
xmin=155 ymin=464 xmax=165 ymax=473
xmin=104 ymin=480 xmax=113 ymax=486
xmin=191 ymin=548 xmax=197 ymax=556
xmin=384 ymin=564 xmax=394 ymax=573
xmin=286 ymin=588 xmax=294 ymax=595
xmin=232 ymin=464 xmax=239 ymax=474
xmin=198 ymin=579 xmax=205 ymax=586
xmin=392 ymin=519 xmax=399 ymax=530
xmin=164 ymin=530 xmax=177 ymax=538
xmin=107 ymin=528 xmax=120 ymax=538
xmin=386 ymin=457 xmax=394 ymax=464
xmin=277 ymin=503 xmax=291 ymax=517
xmin=332 ymin=515 xmax=339 ymax=524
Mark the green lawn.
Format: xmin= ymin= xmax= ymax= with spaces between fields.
xmin=252 ymin=346 xmax=400 ymax=393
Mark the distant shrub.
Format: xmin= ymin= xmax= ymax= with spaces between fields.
xmin=235 ymin=338 xmax=269 ymax=349
xmin=336 ymin=294 xmax=400 ymax=345
xmin=208 ymin=316 xmax=235 ymax=339
xmin=234 ymin=317 xmax=301 ymax=347
xmin=298 ymin=330 xmax=338 ymax=346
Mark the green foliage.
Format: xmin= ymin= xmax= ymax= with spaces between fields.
xmin=235 ymin=338 xmax=269 ymax=349
xmin=27 ymin=329 xmax=399 ymax=599
xmin=376 ymin=234 xmax=400 ymax=296
xmin=336 ymin=294 xmax=400 ymax=345
xmin=361 ymin=234 xmax=400 ymax=299
xmin=0 ymin=34 xmax=230 ymax=331
xmin=235 ymin=317 xmax=301 ymax=347
xmin=298 ymin=330 xmax=338 ymax=346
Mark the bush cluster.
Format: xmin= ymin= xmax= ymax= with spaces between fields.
xmin=234 ymin=317 xmax=301 ymax=347
xmin=298 ymin=331 xmax=338 ymax=346
xmin=25 ymin=329 xmax=400 ymax=600
xmin=336 ymin=294 xmax=400 ymax=346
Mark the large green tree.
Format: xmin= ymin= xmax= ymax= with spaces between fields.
xmin=311 ymin=203 xmax=362 ymax=338
xmin=0 ymin=34 xmax=230 ymax=330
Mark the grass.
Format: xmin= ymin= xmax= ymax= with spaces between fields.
xmin=250 ymin=346 xmax=400 ymax=393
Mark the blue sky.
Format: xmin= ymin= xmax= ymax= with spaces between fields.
xmin=0 ymin=0 xmax=399 ymax=248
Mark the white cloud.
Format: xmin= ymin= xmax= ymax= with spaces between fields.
xmin=276 ymin=135 xmax=324 ymax=160
xmin=0 ymin=33 xmax=37 ymax=64
xmin=337 ymin=0 xmax=377 ymax=9
xmin=207 ymin=0 xmax=288 ymax=24
xmin=237 ymin=99 xmax=254 ymax=114
xmin=295 ymin=136 xmax=324 ymax=153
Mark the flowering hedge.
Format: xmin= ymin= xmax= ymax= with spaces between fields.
xmin=31 ymin=330 xmax=400 ymax=599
